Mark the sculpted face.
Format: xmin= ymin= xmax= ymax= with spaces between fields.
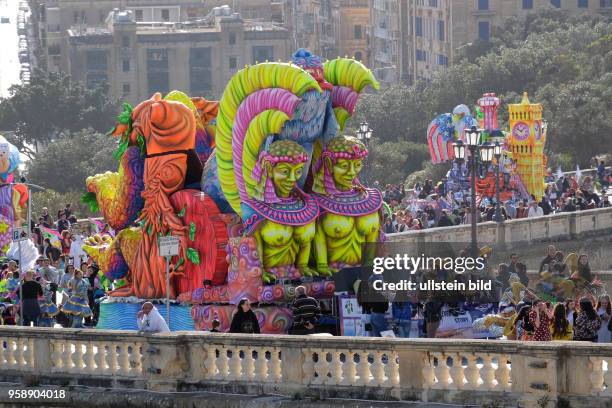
xmin=271 ymin=162 xmax=304 ymax=198
xmin=332 ymin=158 xmax=362 ymax=191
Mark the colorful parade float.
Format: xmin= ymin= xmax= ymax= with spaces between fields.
xmin=82 ymin=49 xmax=383 ymax=332
xmin=0 ymin=135 xmax=29 ymax=257
xmin=427 ymin=92 xmax=547 ymax=203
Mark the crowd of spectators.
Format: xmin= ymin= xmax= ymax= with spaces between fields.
xmin=379 ymin=163 xmax=611 ymax=233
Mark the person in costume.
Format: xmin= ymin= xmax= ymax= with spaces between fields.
xmin=311 ymin=135 xmax=383 ymax=274
xmin=243 ymin=140 xmax=319 ymax=282
xmin=38 ymin=281 xmax=59 ymax=327
xmin=63 ymin=269 xmax=92 ymax=328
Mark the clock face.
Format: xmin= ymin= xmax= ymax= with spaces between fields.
xmin=534 ymin=121 xmax=541 ymax=140
xmin=512 ymin=122 xmax=530 ymax=141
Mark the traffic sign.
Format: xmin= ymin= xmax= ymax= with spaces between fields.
xmin=12 ymin=228 xmax=25 ymax=242
xmin=158 ymin=236 xmax=179 ymax=257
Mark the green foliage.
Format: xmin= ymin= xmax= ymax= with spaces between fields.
xmin=0 ymin=69 xmax=118 ymax=159
xmin=186 ymin=248 xmax=200 ymax=265
xmin=189 ymin=222 xmax=196 ymax=241
xmin=367 ymin=139 xmax=430 ymax=185
xmin=80 ymin=192 xmax=99 ymax=214
xmin=405 ymin=162 xmax=451 ymax=190
xmin=24 ymin=129 xmax=117 ymax=194
xmin=348 ymin=10 xmax=611 ymax=184
xmin=31 ymin=190 xmax=99 ymax=219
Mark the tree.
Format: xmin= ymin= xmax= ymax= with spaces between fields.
xmin=0 ymin=69 xmax=118 ymax=158
xmin=25 ymin=129 xmax=118 ymax=193
xmin=367 ymin=139 xmax=430 ymax=185
xmin=31 ymin=190 xmax=99 ymax=220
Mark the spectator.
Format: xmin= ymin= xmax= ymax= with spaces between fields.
xmin=392 ymin=301 xmax=412 ymax=338
xmin=230 ymin=298 xmax=260 ymax=334
xmin=437 ymin=210 xmax=454 ymax=227
xmin=39 ymin=257 xmax=59 ymax=304
xmin=514 ymin=303 xmax=534 ymax=340
xmin=550 ymin=303 xmax=573 ymax=340
xmin=516 ymin=201 xmax=528 ymax=219
xmin=539 ymin=245 xmax=557 ymax=273
xmin=508 ymin=253 xmax=519 ymax=275
xmin=515 ymin=263 xmax=529 ymax=287
xmin=573 ymin=297 xmax=602 ymax=342
xmin=495 ymin=263 xmax=511 ymax=292
xmin=40 ymin=207 xmax=53 ymax=228
xmin=565 ymin=300 xmax=576 ymax=327
xmin=19 ymin=270 xmax=43 ymax=326
xmin=596 ymin=295 xmax=611 ymax=343
xmin=59 ymin=263 xmax=75 ymax=301
xmin=136 ymin=302 xmax=170 ymax=333
xmin=63 ymin=203 xmax=72 ymax=219
xmin=424 ymin=294 xmax=442 ymax=338
xmin=383 ymin=216 xmax=396 ymax=234
xmin=85 ymin=264 xmax=101 ymax=326
xmin=527 ymin=201 xmax=543 ymax=218
xmin=210 ymin=319 xmax=221 ymax=333
xmin=57 ymin=211 xmax=70 ymax=235
xmin=290 ymin=286 xmax=321 ymax=335
xmin=562 ymin=197 xmax=577 ymax=212
xmin=529 ymin=300 xmax=552 ymax=341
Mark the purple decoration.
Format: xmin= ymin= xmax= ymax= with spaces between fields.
xmin=232 ymin=88 xmax=301 ymax=203
xmin=331 ymin=86 xmax=359 ymax=114
xmin=291 ymin=48 xmax=323 ymax=70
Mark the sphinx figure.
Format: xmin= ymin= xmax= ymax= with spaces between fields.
xmin=243 ymin=140 xmax=319 ymax=282
xmin=311 ymin=135 xmax=383 ymax=274
xmin=0 ymin=135 xmax=27 ymax=255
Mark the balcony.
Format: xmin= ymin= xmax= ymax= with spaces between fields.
xmin=373 ymin=0 xmax=386 ymax=11
xmin=0 ymin=327 xmax=609 ymax=406
xmin=375 ymin=51 xmax=392 ymax=64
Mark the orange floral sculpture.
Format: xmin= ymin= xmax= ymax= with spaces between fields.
xmin=112 ymin=92 xmax=196 ymax=298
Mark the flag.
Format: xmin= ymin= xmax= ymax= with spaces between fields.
xmin=575 ymin=165 xmax=581 ymax=183
xmin=556 ymin=167 xmax=563 ymax=180
xmin=39 ymin=226 xmax=61 ymax=248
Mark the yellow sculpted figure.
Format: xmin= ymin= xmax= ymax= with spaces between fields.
xmin=311 ymin=136 xmax=383 ymax=275
xmin=242 ymin=140 xmax=319 ymax=283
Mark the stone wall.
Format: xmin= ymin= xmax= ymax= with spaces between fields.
xmin=0 ymin=327 xmax=610 ymax=408
xmin=387 ymin=207 xmax=612 ymax=250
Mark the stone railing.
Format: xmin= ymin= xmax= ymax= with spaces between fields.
xmin=0 ymin=327 xmax=610 ymax=408
xmin=388 ymin=207 xmax=612 ymax=248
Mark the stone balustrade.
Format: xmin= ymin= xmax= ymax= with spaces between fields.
xmin=0 ymin=327 xmax=610 ymax=408
xmin=387 ymin=207 xmax=612 ymax=249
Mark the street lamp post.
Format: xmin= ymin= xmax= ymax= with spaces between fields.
xmin=356 ymin=121 xmax=373 ymax=186
xmin=493 ymin=142 xmax=503 ymax=223
xmin=453 ymin=126 xmax=493 ymax=258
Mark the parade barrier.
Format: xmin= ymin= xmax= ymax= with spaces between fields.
xmin=387 ymin=207 xmax=612 ymax=248
xmin=0 ymin=327 xmax=609 ymax=407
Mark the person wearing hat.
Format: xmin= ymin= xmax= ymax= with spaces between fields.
xmin=527 ymin=200 xmax=543 ymax=218
xmin=40 ymin=207 xmax=54 ymax=228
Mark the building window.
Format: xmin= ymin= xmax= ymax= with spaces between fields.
xmin=135 ymin=9 xmax=143 ymax=22
xmin=190 ymin=47 xmax=212 ymax=96
xmin=229 ymin=56 xmax=237 ymax=69
xmin=122 ymin=36 xmax=130 ymax=48
xmin=478 ymin=21 xmax=490 ymax=41
xmin=354 ymin=25 xmax=362 ymax=39
xmin=86 ymin=50 xmax=108 ymax=88
xmin=429 ymin=0 xmax=438 ymax=6
xmin=252 ymin=46 xmax=274 ymax=64
xmin=437 ymin=20 xmax=445 ymax=41
xmin=354 ymin=51 xmax=363 ymax=61
xmin=161 ymin=9 xmax=170 ymax=22
xmin=578 ymin=0 xmax=588 ymax=7
xmin=415 ymin=16 xmax=423 ymax=37
xmin=122 ymin=59 xmax=130 ymax=72
xmin=229 ymin=32 xmax=236 ymax=45
xmin=122 ymin=83 xmax=130 ymax=94
xmin=550 ymin=0 xmax=561 ymax=7
xmin=416 ymin=49 xmax=427 ymax=61
xmin=437 ymin=54 xmax=448 ymax=66
xmin=602 ymin=0 xmax=612 ymax=7
xmin=99 ymin=11 xmax=106 ymax=23
xmin=478 ymin=0 xmax=489 ymax=10
xmin=73 ymin=11 xmax=78 ymax=23
xmin=147 ymin=49 xmax=169 ymax=95
xmin=523 ymin=0 xmax=533 ymax=8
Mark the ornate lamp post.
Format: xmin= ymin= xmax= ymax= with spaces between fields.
xmin=493 ymin=142 xmax=503 ymax=223
xmin=453 ymin=126 xmax=493 ymax=258
xmin=356 ymin=121 xmax=373 ymax=185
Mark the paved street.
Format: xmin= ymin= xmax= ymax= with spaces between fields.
xmin=0 ymin=0 xmax=22 ymax=98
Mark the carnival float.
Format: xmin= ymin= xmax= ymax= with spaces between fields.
xmin=0 ymin=135 xmax=28 ymax=257
xmin=81 ymin=49 xmax=383 ymax=332
xmin=427 ymin=92 xmax=546 ymax=203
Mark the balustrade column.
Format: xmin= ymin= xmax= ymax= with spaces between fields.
xmin=463 ymin=354 xmax=480 ymax=390
xmin=494 ymin=355 xmax=511 ymax=391
xmin=448 ymin=353 xmax=465 ymax=390
xmin=301 ymin=349 xmax=314 ymax=385
xmin=312 ymin=350 xmax=329 ymax=385
xmin=32 ymin=337 xmax=51 ymax=374
xmin=280 ymin=345 xmax=303 ymax=385
xmin=341 ymin=351 xmax=357 ymax=386
xmin=270 ymin=348 xmax=282 ymax=383
xmin=356 ymin=350 xmax=371 ymax=386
